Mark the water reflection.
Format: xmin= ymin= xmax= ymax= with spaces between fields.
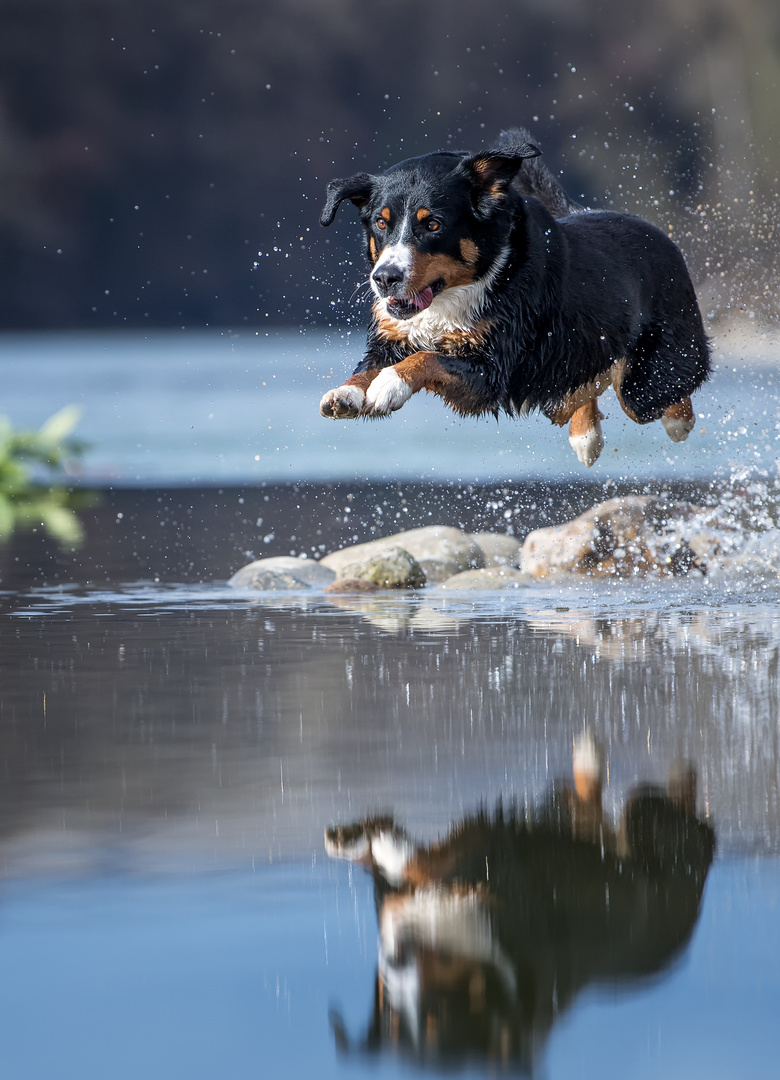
xmin=326 ymin=738 xmax=715 ymax=1073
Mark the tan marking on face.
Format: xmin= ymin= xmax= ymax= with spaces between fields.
xmin=416 ymin=207 xmax=431 ymax=221
xmin=380 ymin=207 xmax=391 ymax=221
xmin=406 ymin=252 xmax=476 ymax=294
xmin=368 ymin=235 xmax=378 ymax=263
xmin=459 ymin=238 xmax=479 ymax=264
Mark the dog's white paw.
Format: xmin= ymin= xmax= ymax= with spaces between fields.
xmin=365 ymin=368 xmax=413 ymax=415
xmin=661 ymin=413 xmax=695 ymax=443
xmin=320 ymin=385 xmax=365 ymax=419
xmin=569 ymin=419 xmax=605 ymax=467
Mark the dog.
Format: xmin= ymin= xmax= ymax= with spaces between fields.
xmin=319 ymin=129 xmax=711 ymax=467
xmin=325 ymin=734 xmax=715 ymax=1067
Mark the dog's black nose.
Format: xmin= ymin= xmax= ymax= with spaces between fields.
xmin=371 ymin=264 xmax=406 ymax=293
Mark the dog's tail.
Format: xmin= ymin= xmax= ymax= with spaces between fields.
xmin=493 ymin=127 xmax=582 ymax=217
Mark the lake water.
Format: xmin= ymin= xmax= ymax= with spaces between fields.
xmin=1 ymin=325 xmax=779 ymax=484
xmin=1 ymin=329 xmax=780 ymax=1078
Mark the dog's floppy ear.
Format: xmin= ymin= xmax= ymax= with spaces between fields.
xmin=459 ymin=144 xmax=541 ymax=217
xmin=320 ymin=173 xmax=375 ymax=226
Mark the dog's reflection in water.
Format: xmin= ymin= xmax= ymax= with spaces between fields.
xmin=325 ymin=734 xmax=715 ymax=1072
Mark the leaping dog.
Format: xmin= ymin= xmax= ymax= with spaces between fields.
xmin=319 ymin=128 xmax=711 ymax=467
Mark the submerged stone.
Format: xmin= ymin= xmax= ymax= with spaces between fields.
xmin=519 ymin=496 xmax=706 ymax=579
xmin=437 ymin=567 xmax=532 ymax=590
xmin=228 ymin=568 xmax=309 ymax=590
xmin=468 ymin=532 xmax=521 ymax=568
xmin=228 ymin=555 xmax=335 ymax=589
xmin=324 ymin=578 xmax=380 ymax=594
xmin=321 ymin=525 xmax=484 ymax=584
xmin=336 ymin=545 xmax=427 ymax=589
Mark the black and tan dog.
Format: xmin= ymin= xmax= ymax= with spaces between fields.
xmin=319 ymin=129 xmax=711 ymax=466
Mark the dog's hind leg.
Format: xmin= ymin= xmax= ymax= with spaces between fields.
xmin=568 ymin=399 xmax=605 ymax=467
xmin=661 ymin=397 xmax=695 ymax=442
xmin=614 ymin=380 xmax=696 ymax=443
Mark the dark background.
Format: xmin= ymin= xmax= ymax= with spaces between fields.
xmin=0 ymin=0 xmax=778 ymax=331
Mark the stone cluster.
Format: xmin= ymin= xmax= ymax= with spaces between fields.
xmin=228 ymin=495 xmax=760 ymax=592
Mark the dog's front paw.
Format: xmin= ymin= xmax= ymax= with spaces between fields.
xmin=320 ymin=385 xmax=365 ymax=419
xmin=364 ymin=368 xmax=413 ymax=416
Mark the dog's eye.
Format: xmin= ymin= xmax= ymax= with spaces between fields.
xmin=426 ymin=219 xmax=441 ymax=232
xmin=376 ymin=218 xmax=388 ymax=230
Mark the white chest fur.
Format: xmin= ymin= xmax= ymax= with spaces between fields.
xmin=375 ymin=246 xmax=509 ymax=351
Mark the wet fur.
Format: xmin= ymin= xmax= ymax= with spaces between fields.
xmin=320 ymin=128 xmax=711 ymax=444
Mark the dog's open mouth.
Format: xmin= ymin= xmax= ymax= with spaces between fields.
xmin=386 ymin=280 xmax=445 ymax=319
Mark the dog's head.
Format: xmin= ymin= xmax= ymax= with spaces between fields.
xmin=321 ymin=144 xmax=540 ymax=321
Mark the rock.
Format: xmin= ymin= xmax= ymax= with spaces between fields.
xmin=469 ymin=532 xmax=521 ymax=568
xmin=323 ymin=578 xmax=379 ymax=594
xmin=228 ymin=568 xmax=309 ymax=591
xmin=321 ymin=525 xmax=484 ymax=584
xmin=437 ymin=567 xmax=532 ymax=590
xmin=519 ymin=496 xmax=706 ymax=579
xmin=336 ymin=545 xmax=427 ymax=589
xmin=229 ymin=555 xmax=335 ymax=589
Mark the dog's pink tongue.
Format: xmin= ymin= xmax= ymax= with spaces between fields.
xmin=413 ymin=286 xmax=434 ymax=310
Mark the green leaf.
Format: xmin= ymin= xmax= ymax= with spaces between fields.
xmin=38 ymin=405 xmax=83 ymax=444
xmin=38 ymin=504 xmax=84 ymax=545
xmin=0 ymin=459 xmax=31 ymax=494
xmin=0 ymin=411 xmax=89 ymax=543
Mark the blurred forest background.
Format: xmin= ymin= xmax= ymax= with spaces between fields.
xmin=0 ymin=0 xmax=777 ymax=331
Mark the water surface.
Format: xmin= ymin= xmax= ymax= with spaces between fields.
xmin=1 ymin=327 xmax=778 ymax=484
xmin=2 ymin=330 xmax=780 ymax=1077
xmin=2 ymin=578 xmax=780 ymax=1077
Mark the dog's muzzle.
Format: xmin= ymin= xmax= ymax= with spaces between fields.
xmin=371 ymin=263 xmax=407 ymax=297
xmin=371 ymin=266 xmax=444 ymax=318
